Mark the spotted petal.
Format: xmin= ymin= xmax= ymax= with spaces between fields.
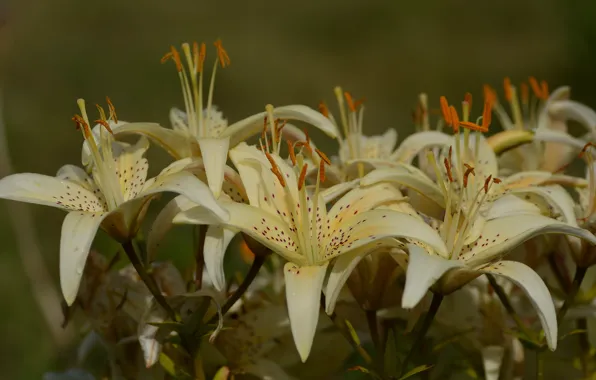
xmin=221 ymin=105 xmax=340 ymax=147
xmin=461 ymin=214 xmax=596 ymax=267
xmin=284 ymin=262 xmax=328 ymax=362
xmin=0 ymin=173 xmax=105 ymax=212
xmin=480 ymin=260 xmax=558 ymax=350
xmin=61 ymin=211 xmax=109 ymax=305
xmin=402 ymin=244 xmax=464 ymax=308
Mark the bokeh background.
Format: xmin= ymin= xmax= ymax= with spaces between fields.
xmin=1 ymin=0 xmax=596 ymax=378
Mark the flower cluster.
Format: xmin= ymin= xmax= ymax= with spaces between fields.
xmin=6 ymin=42 xmax=596 ymax=379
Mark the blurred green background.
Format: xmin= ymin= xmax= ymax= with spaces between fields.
xmin=1 ymin=0 xmax=596 ymax=378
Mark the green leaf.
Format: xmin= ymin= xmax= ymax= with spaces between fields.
xmin=347 ymin=366 xmax=383 ymax=379
xmin=159 ymin=353 xmax=191 ymax=379
xmin=345 ymin=319 xmax=362 ymax=346
xmin=384 ymin=327 xmax=401 ymax=378
xmin=397 ymin=364 xmax=433 ymax=380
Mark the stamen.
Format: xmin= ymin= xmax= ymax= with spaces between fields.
xmin=265 ymin=151 xmax=286 ymax=187
xmin=503 ymin=77 xmax=513 ymax=102
xmin=344 ymin=92 xmax=356 ymax=112
xmin=482 ymin=97 xmax=493 ymax=129
xmin=261 ymin=116 xmax=268 ymax=140
xmin=169 ymin=46 xmax=183 ymax=72
xmin=160 ymin=51 xmax=173 ymax=64
xmin=106 ymin=97 xmax=118 ymax=123
xmin=520 ymin=82 xmax=530 ymax=105
xmin=315 ymin=148 xmax=331 ymax=165
xmin=214 ymin=39 xmax=231 ymax=68
xmin=529 ymin=76 xmax=543 ymax=100
xmin=484 ymin=175 xmax=493 ymax=193
xmin=580 ymin=142 xmax=596 ymax=157
xmin=440 ymin=96 xmax=452 ymax=126
xmin=295 ymin=140 xmax=313 ymax=156
xmin=287 ymin=140 xmax=297 ymax=166
xmin=95 ymin=104 xmax=107 ymax=121
xmin=318 ymin=101 xmax=330 ymax=118
xmin=298 ymin=164 xmax=308 ymax=190
xmin=319 ymin=159 xmax=326 ymax=182
xmin=464 ymin=92 xmax=473 ymax=109
xmin=94 ymin=120 xmax=114 ymax=135
xmin=463 ymin=164 xmax=475 ymax=188
xmin=444 ymin=157 xmax=454 ymax=182
xmin=483 ymin=85 xmax=497 ymax=105
xmin=493 ymin=177 xmax=502 ymax=184
xmin=72 ymin=115 xmax=91 ymax=137
xmin=540 ymin=80 xmax=549 ymax=99
xmin=275 ymin=119 xmax=287 ymax=142
xmin=449 ymin=105 xmax=460 ymax=133
xmin=198 ymin=42 xmax=206 ymax=73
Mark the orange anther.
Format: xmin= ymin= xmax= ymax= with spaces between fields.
xmin=449 ymin=105 xmax=460 ymax=133
xmin=529 ymin=76 xmax=543 ymax=99
xmin=354 ymin=97 xmax=366 ymax=109
xmin=493 ymin=177 xmax=502 ymax=184
xmin=72 ymin=115 xmax=92 ymax=138
xmin=463 ymin=163 xmax=475 ymax=188
xmin=315 ymin=148 xmax=331 ymax=165
xmin=287 ymin=140 xmax=297 ymax=165
xmin=106 ymin=96 xmax=118 ymax=123
xmin=214 ymin=39 xmax=230 ymax=68
xmin=319 ymin=159 xmax=326 ymax=183
xmin=261 ymin=116 xmax=268 ymax=139
xmin=344 ymin=91 xmax=356 ymax=112
xmin=275 ymin=119 xmax=287 ymax=141
xmin=520 ymin=82 xmax=529 ymax=105
xmin=483 ymin=85 xmax=497 ymax=105
xmin=484 ymin=175 xmax=493 ymax=193
xmin=443 ymin=157 xmax=454 ymax=183
xmin=270 ymin=168 xmax=286 ymax=187
xmin=198 ymin=42 xmax=206 ymax=73
xmin=540 ymin=80 xmax=549 ymax=99
xmin=168 ymin=46 xmax=182 ymax=72
xmin=481 ymin=97 xmax=492 ymax=129
xmin=580 ymin=142 xmax=595 ymax=158
xmin=94 ymin=119 xmax=114 ymax=135
xmin=318 ymin=101 xmax=330 ymax=118
xmin=440 ymin=96 xmax=451 ymax=126
xmin=95 ymin=104 xmax=107 ymax=121
xmin=295 ymin=140 xmax=313 ymax=155
xmin=464 ymin=92 xmax=473 ymax=108
xmin=503 ymin=77 xmax=513 ymax=102
xmin=298 ymin=164 xmax=308 ymax=190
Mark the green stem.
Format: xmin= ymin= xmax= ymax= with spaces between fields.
xmin=365 ymin=309 xmax=383 ymax=372
xmin=400 ymin=293 xmax=444 ymax=376
xmin=329 ymin=312 xmax=373 ymax=365
xmin=557 ymin=266 xmax=587 ymax=323
xmin=487 ymin=274 xmax=532 ymax=338
xmin=536 ymin=350 xmax=544 ymax=380
xmin=207 ymin=254 xmax=266 ymax=324
xmin=577 ymin=318 xmax=591 ymax=377
xmin=121 ymin=241 xmax=177 ymax=321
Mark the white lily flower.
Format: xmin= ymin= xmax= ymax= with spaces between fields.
xmin=0 ymin=100 xmax=228 ymax=305
xmin=174 ymin=142 xmax=446 ymax=362
xmin=113 ymin=40 xmax=338 ymax=198
xmin=483 ymin=79 xmax=591 ymax=173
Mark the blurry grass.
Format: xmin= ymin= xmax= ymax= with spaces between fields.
xmin=0 ymin=0 xmax=595 ymax=378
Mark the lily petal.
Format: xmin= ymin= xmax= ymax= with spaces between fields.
xmin=198 ymin=137 xmax=230 ymax=198
xmin=141 ymin=170 xmax=228 ymax=222
xmin=61 ymin=211 xmax=108 ymax=305
xmin=222 ymin=105 xmax=340 ymax=147
xmin=113 ymin=122 xmax=194 ymax=159
xmin=481 ymin=260 xmax=558 ymax=350
xmin=284 ymin=262 xmax=328 ymax=362
xmin=549 ymin=100 xmax=596 ymax=139
xmin=360 ymin=166 xmax=445 ymax=208
xmin=461 ymin=214 xmax=596 ymax=267
xmin=204 ymin=225 xmax=237 ymax=291
xmin=486 ymin=130 xmax=534 ymax=155
xmin=0 ymin=173 xmax=104 ymax=212
xmin=481 ymin=346 xmax=505 ymax=380
xmin=402 ymin=244 xmax=464 ymax=308
xmin=389 ymin=131 xmax=451 ymax=163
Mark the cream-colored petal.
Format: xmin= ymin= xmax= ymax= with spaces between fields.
xmin=548 ymin=100 xmax=596 ymax=139
xmin=0 ymin=173 xmax=105 ymax=212
xmin=389 ymin=131 xmax=451 ymax=164
xmin=320 ymin=179 xmax=360 ymax=204
xmin=169 ymin=107 xmax=190 ymax=132
xmin=147 ymin=195 xmax=197 ymax=261
xmin=284 ymin=262 xmax=328 ymax=362
xmin=198 ymin=137 xmax=230 ymax=198
xmin=402 ymin=244 xmax=464 ymax=308
xmin=485 ymin=195 xmax=542 ymax=220
xmin=461 ymin=214 xmax=596 ymax=267
xmin=204 ymin=225 xmax=237 ymax=291
xmin=60 ymin=211 xmax=108 ymax=305
xmin=360 ymin=166 xmax=445 ymax=208
xmin=325 ymin=210 xmax=449 ymax=261
xmin=481 ymin=346 xmax=505 ymax=380
xmin=222 ymin=105 xmax=339 ymax=147
xmin=113 ymin=122 xmax=194 ymax=159
xmin=56 ymin=164 xmax=95 ymax=190
xmin=141 ymin=170 xmax=228 ymax=222
xmin=481 ymin=260 xmax=558 ymax=350
xmin=486 ymin=130 xmax=534 ymax=155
